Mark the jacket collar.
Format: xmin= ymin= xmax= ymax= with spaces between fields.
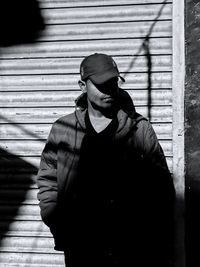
xmin=74 ymin=89 xmax=144 ymax=139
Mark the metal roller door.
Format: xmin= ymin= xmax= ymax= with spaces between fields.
xmin=0 ymin=0 xmax=173 ymax=266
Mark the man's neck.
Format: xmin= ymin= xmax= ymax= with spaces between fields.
xmin=88 ymin=113 xmax=112 ymax=133
xmin=87 ymin=104 xmax=103 ymax=118
xmin=87 ymin=100 xmax=118 ymax=119
xmin=87 ymin=103 xmax=115 ymax=132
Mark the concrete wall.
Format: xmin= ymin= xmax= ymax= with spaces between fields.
xmin=185 ymin=0 xmax=200 ymax=266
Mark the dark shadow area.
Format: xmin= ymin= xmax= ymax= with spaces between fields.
xmin=143 ymin=38 xmax=152 ymax=121
xmin=0 ymin=148 xmax=37 ymax=247
xmin=0 ymin=0 xmax=44 ymax=46
xmin=121 ymin=0 xmax=169 ymax=122
xmin=185 ymin=180 xmax=200 ymax=267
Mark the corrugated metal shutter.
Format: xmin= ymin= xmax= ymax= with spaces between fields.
xmin=0 ymin=0 xmax=173 ymax=266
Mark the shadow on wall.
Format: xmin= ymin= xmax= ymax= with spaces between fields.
xmin=0 ymin=0 xmax=44 ymax=46
xmin=122 ymin=0 xmax=169 ymax=122
xmin=0 ymin=148 xmax=38 ymax=247
xmin=0 ymin=0 xmax=45 ymax=257
xmin=121 ymin=1 xmax=180 ymax=265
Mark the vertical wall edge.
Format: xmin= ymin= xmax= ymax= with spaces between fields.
xmin=172 ymin=0 xmax=185 ymax=266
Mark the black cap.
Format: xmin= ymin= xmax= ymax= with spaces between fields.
xmin=80 ymin=53 xmax=125 ymax=84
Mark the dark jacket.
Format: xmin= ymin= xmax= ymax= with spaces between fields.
xmin=37 ymin=90 xmax=175 ymax=264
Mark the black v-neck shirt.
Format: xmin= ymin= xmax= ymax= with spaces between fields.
xmin=73 ymin=111 xmax=122 ymax=247
xmin=85 ymin=110 xmax=118 ymax=137
xmin=78 ymin=111 xmax=119 ymax=199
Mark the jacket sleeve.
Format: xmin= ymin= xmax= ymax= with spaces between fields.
xmin=141 ymin=121 xmax=176 ymax=261
xmin=37 ymin=123 xmax=58 ymax=226
xmin=138 ymin=120 xmax=176 ymax=204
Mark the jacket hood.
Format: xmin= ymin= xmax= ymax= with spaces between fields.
xmin=74 ymin=89 xmax=145 ymax=139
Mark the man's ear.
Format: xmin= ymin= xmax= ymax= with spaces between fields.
xmin=78 ymin=80 xmax=86 ymax=93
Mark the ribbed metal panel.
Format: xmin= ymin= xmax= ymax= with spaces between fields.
xmin=0 ymin=123 xmax=172 ymax=140
xmin=0 ymin=90 xmax=172 ymax=107
xmin=38 ymin=0 xmax=172 ymax=8
xmin=0 ymin=157 xmax=39 ymax=172
xmin=0 ymin=0 xmax=173 ymax=266
xmin=0 ymin=140 xmax=173 ymax=157
xmin=0 ymin=73 xmax=172 ymax=91
xmin=0 ymin=253 xmax=65 ymax=267
xmin=0 ymin=106 xmax=172 ymax=123
xmin=40 ymin=4 xmax=171 ymax=24
xmin=37 ymin=21 xmax=171 ymax=41
xmin=0 ymin=38 xmax=172 ymax=59
xmin=0 ymin=55 xmax=172 ymax=75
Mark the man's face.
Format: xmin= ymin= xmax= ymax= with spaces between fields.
xmin=85 ymin=77 xmax=119 ymax=110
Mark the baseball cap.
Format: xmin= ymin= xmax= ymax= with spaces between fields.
xmin=80 ymin=53 xmax=125 ymax=84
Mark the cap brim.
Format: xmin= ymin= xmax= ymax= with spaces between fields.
xmin=89 ymin=69 xmax=125 ymax=84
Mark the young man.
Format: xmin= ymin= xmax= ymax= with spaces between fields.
xmin=37 ymin=53 xmax=175 ymax=267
